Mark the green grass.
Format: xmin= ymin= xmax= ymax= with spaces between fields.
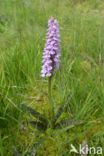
xmin=0 ymin=0 xmax=104 ymax=155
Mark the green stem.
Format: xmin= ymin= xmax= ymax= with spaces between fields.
xmin=48 ymin=76 xmax=52 ymax=100
xmin=48 ymin=76 xmax=54 ymax=128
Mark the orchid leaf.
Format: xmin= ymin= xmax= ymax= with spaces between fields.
xmin=54 ymin=119 xmax=84 ymax=129
xmin=21 ymin=103 xmax=48 ymax=126
xmin=30 ymin=121 xmax=47 ymax=131
xmin=53 ymin=94 xmax=72 ymax=124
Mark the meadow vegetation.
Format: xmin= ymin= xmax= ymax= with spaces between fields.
xmin=0 ymin=0 xmax=104 ymax=155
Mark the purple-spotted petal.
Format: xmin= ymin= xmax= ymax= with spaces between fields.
xmin=41 ymin=17 xmax=61 ymax=78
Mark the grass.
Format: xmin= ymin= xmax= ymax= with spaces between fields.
xmin=0 ymin=0 xmax=104 ymax=155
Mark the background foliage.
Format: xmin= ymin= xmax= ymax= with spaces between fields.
xmin=0 ymin=0 xmax=104 ymax=155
